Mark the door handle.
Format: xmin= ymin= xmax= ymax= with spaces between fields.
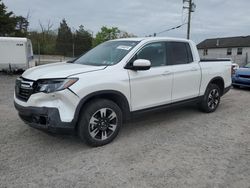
xmin=190 ymin=67 xmax=198 ymax=71
xmin=162 ymin=71 xmax=172 ymax=76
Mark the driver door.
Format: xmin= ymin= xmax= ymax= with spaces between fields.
xmin=127 ymin=42 xmax=173 ymax=111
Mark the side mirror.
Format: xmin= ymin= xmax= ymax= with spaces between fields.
xmin=131 ymin=59 xmax=151 ymax=71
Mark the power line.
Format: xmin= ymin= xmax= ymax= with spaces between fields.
xmin=149 ymin=3 xmax=190 ymax=37
xmin=153 ymin=23 xmax=187 ymax=36
xmin=148 ymin=1 xmax=196 ymax=38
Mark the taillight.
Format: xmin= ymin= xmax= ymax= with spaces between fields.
xmin=231 ymin=67 xmax=235 ymax=75
xmin=231 ymin=65 xmax=237 ymax=75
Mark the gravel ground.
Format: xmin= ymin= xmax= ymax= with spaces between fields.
xmin=0 ymin=74 xmax=250 ymax=188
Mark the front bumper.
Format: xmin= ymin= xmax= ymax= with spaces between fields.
xmin=232 ymin=76 xmax=250 ymax=87
xmin=232 ymin=82 xmax=250 ymax=88
xmin=14 ymin=102 xmax=76 ymax=133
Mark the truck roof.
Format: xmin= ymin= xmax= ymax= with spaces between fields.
xmin=0 ymin=37 xmax=29 ymax=42
xmin=113 ymin=37 xmax=191 ymax=43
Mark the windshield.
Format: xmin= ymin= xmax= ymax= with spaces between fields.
xmin=73 ymin=40 xmax=139 ymax=66
xmin=244 ymin=63 xmax=250 ymax=68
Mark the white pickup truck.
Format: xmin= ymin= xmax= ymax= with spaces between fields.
xmin=14 ymin=37 xmax=232 ymax=146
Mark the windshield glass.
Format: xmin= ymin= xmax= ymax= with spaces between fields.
xmin=73 ymin=40 xmax=139 ymax=66
xmin=244 ymin=63 xmax=250 ymax=68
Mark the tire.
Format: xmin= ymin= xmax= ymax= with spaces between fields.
xmin=78 ymin=99 xmax=122 ymax=147
xmin=199 ymin=84 xmax=221 ymax=113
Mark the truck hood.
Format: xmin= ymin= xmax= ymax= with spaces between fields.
xmin=22 ymin=62 xmax=106 ymax=80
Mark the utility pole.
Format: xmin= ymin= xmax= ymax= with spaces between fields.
xmin=38 ymin=42 xmax=40 ymax=65
xmin=183 ymin=0 xmax=196 ymax=39
xmin=187 ymin=0 xmax=192 ymax=39
xmin=72 ymin=42 xmax=75 ymax=58
xmin=72 ymin=27 xmax=76 ymax=58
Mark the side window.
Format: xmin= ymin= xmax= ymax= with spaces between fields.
xmin=227 ymin=48 xmax=232 ymax=55
xmin=203 ymin=49 xmax=207 ymax=56
xmin=167 ymin=42 xmax=193 ymax=65
xmin=237 ymin=48 xmax=242 ymax=55
xmin=136 ymin=42 xmax=166 ymax=67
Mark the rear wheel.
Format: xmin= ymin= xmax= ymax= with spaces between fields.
xmin=199 ymin=84 xmax=221 ymax=113
xmin=78 ymin=99 xmax=122 ymax=147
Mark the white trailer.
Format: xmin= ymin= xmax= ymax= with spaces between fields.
xmin=0 ymin=37 xmax=35 ymax=71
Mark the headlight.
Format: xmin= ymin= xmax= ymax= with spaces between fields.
xmin=35 ymin=78 xmax=78 ymax=93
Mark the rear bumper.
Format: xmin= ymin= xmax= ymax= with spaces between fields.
xmin=14 ymin=102 xmax=75 ymax=134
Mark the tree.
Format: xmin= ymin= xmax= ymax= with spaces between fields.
xmin=93 ymin=26 xmax=136 ymax=47
xmin=0 ymin=0 xmax=16 ymax=36
xmin=0 ymin=0 xmax=29 ymax=37
xmin=119 ymin=31 xmax=137 ymax=38
xmin=38 ymin=20 xmax=56 ymax=54
xmin=28 ymin=20 xmax=57 ymax=55
xmin=74 ymin=25 xmax=92 ymax=56
xmin=15 ymin=15 xmax=29 ymax=37
xmin=93 ymin=26 xmax=121 ymax=47
xmin=56 ymin=19 xmax=72 ymax=56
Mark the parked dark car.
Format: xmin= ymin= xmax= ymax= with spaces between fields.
xmin=232 ymin=63 xmax=250 ymax=88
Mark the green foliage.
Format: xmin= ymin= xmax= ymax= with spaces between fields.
xmin=28 ymin=31 xmax=57 ymax=55
xmin=119 ymin=31 xmax=137 ymax=38
xmin=93 ymin=26 xmax=137 ymax=47
xmin=0 ymin=0 xmax=29 ymax=37
xmin=14 ymin=16 xmax=29 ymax=37
xmin=0 ymin=0 xmax=16 ymax=36
xmin=0 ymin=1 xmax=136 ymax=56
xmin=74 ymin=25 xmax=92 ymax=56
xmin=93 ymin=26 xmax=121 ymax=47
xmin=56 ymin=19 xmax=73 ymax=56
xmin=30 ymin=25 xmax=136 ymax=55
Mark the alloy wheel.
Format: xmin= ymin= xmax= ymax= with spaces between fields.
xmin=88 ymin=108 xmax=118 ymax=141
xmin=208 ymin=89 xmax=220 ymax=110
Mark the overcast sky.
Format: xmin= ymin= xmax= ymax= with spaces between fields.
xmin=3 ymin=0 xmax=250 ymax=43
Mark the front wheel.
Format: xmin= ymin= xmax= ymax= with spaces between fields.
xmin=199 ymin=84 xmax=221 ymax=113
xmin=78 ymin=99 xmax=122 ymax=147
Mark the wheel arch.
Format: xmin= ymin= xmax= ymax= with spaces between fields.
xmin=207 ymin=76 xmax=225 ymax=95
xmin=73 ymin=90 xmax=131 ymax=129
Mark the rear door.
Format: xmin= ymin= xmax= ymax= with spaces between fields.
xmin=167 ymin=42 xmax=201 ymax=102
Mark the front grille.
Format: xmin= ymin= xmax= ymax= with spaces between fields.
xmin=239 ymin=75 xmax=250 ymax=79
xmin=15 ymin=77 xmax=35 ymax=102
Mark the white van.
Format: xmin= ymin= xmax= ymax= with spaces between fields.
xmin=0 ymin=37 xmax=35 ymax=71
